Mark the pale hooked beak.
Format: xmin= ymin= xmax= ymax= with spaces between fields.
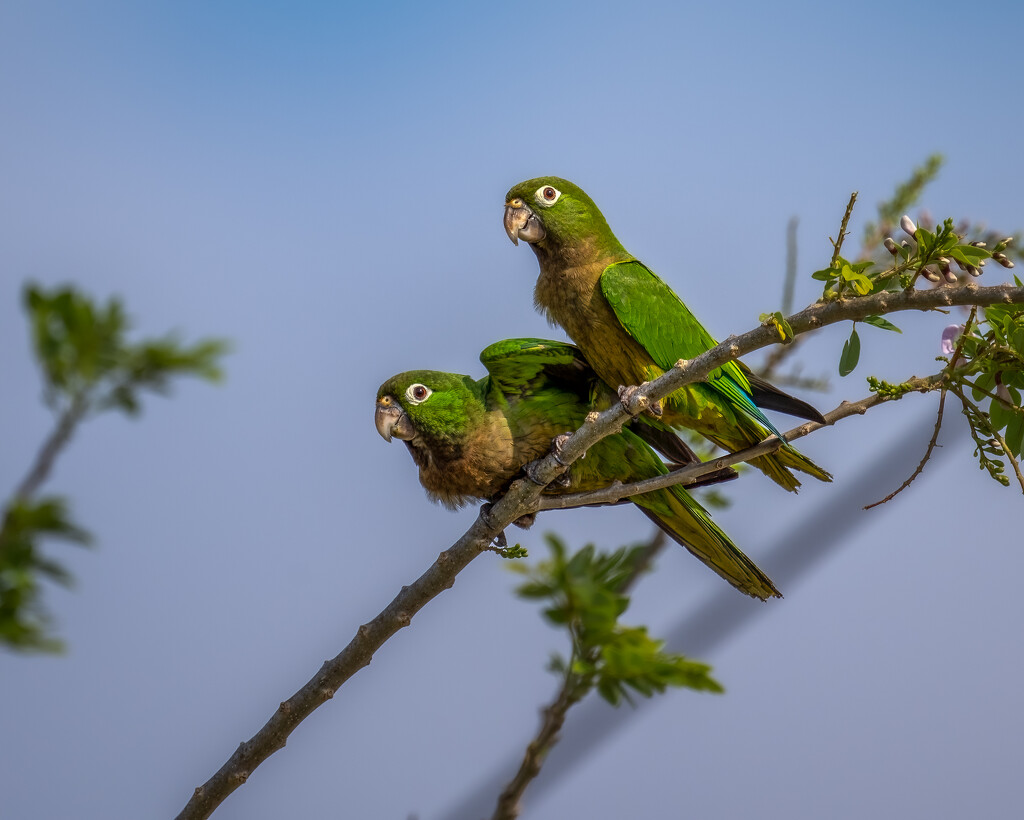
xmin=504 ymin=198 xmax=546 ymax=245
xmin=375 ymin=397 xmax=415 ymax=442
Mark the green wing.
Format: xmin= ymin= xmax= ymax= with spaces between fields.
xmin=600 ymin=260 xmax=784 ymax=438
xmin=479 ymin=338 xmax=591 ymax=396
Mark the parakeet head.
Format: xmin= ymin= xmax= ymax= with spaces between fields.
xmin=375 ymin=370 xmax=483 ymax=449
xmin=504 ymin=176 xmax=624 ymax=261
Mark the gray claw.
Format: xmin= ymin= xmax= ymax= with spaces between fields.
xmin=479 ymin=502 xmax=508 ymax=548
xmin=617 ymin=383 xmax=662 ymax=417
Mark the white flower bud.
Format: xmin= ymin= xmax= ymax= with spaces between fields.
xmin=921 ymin=266 xmax=941 ymax=282
xmin=883 ymin=237 xmax=899 ymax=256
xmin=900 ymin=214 xmax=917 ymax=237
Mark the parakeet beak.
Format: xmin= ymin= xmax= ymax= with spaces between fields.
xmin=504 ymin=198 xmax=546 ymax=245
xmin=375 ymin=398 xmax=415 ymax=442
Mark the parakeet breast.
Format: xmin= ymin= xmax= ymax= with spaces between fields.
xmin=535 ymin=261 xmax=662 ymax=390
xmin=411 ymin=412 xmax=519 ymax=508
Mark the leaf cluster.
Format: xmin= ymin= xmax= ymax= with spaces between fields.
xmin=0 ymin=498 xmax=90 ymax=651
xmin=815 ymin=219 xmax=1016 ymax=377
xmin=2 ymin=284 xmax=229 ymax=653
xmin=25 ymin=284 xmax=226 ymax=415
xmin=947 ymin=295 xmax=1024 ymax=485
xmin=513 ymin=534 xmax=721 ymax=707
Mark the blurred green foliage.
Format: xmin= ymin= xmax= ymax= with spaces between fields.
xmin=512 ymin=534 xmax=722 ymax=708
xmin=1 ymin=283 xmax=227 ymax=653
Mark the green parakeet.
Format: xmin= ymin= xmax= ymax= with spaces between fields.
xmin=503 ymin=176 xmax=831 ymax=492
xmin=375 ymin=338 xmax=780 ymax=600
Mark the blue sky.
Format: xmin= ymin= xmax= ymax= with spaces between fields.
xmin=2 ymin=2 xmax=1023 ymax=818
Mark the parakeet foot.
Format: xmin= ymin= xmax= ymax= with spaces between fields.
xmin=617 ymin=383 xmax=663 ymax=417
xmin=527 ymin=433 xmax=575 ymax=488
xmin=524 ymin=459 xmax=571 ymax=488
xmin=479 ymin=502 xmax=508 ymax=548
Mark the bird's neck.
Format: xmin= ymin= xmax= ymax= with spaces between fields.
xmin=531 ymin=234 xmax=630 ymax=329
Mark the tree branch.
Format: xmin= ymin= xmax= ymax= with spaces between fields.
xmin=175 ymin=281 xmax=1024 ymax=819
xmin=12 ymin=392 xmax=88 ymax=503
xmin=492 ymin=666 xmax=581 ymax=820
xmin=536 ymin=374 xmax=944 ymax=512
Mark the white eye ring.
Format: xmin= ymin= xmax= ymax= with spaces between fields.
xmin=534 ymin=185 xmax=561 ymax=207
xmin=405 ymin=383 xmax=432 ymax=404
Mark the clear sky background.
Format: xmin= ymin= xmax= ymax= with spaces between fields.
xmin=2 ymin=2 xmax=1023 ymax=818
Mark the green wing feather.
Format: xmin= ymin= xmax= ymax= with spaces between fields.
xmin=479 ymin=338 xmax=591 ymax=395
xmin=479 ymin=338 xmax=779 ymax=599
xmin=600 ymin=260 xmax=786 ymax=439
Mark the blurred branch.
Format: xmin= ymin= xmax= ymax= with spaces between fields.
xmin=12 ymin=393 xmax=88 ymax=503
xmin=860 ymin=154 xmax=944 ymax=256
xmin=782 ymin=216 xmax=798 ymax=316
xmin=492 ymin=531 xmax=666 ymax=820
xmin=493 ymin=655 xmax=581 ymax=820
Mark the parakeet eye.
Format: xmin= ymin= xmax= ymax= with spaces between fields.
xmin=535 ymin=185 xmax=561 ymax=207
xmin=405 ymin=383 xmax=432 ymax=404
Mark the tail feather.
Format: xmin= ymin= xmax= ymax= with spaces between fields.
xmin=706 ymin=423 xmax=832 ymax=493
xmin=632 ymin=486 xmax=781 ymax=601
xmin=745 ymin=371 xmax=827 ymax=424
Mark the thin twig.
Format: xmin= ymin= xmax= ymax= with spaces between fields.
xmin=863 ymin=309 xmax=977 ymax=509
xmin=830 ymin=192 xmax=858 ymax=268
xmin=537 ymin=374 xmax=944 ymax=513
xmin=862 ymin=387 xmax=948 ymax=510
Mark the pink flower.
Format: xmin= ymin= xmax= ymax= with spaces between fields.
xmin=941 ymin=324 xmax=962 ymax=355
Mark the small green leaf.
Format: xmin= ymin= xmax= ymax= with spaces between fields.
xmin=989 ymin=399 xmax=1011 ymax=432
xmin=839 ymin=328 xmax=861 ymax=377
xmin=950 ymin=245 xmax=992 ymax=267
xmin=861 ymin=315 xmax=903 ymax=334
xmin=760 ymin=311 xmax=794 ymax=343
xmin=1005 ymin=414 xmax=1024 ymax=459
xmin=849 ymin=274 xmax=873 ymax=295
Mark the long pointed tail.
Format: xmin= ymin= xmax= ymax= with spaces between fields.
xmin=632 ymin=485 xmax=781 ymax=600
xmin=706 ymin=424 xmax=832 ymax=493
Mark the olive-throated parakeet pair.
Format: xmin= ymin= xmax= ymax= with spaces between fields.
xmin=503 ymin=177 xmax=830 ymax=492
xmin=376 ymin=339 xmax=780 ymax=600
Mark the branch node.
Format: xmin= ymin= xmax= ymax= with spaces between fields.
xmin=320 ymin=687 xmax=336 ymax=700
xmin=396 ymin=611 xmax=412 ymax=627
xmin=357 ymin=624 xmax=372 ymax=639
